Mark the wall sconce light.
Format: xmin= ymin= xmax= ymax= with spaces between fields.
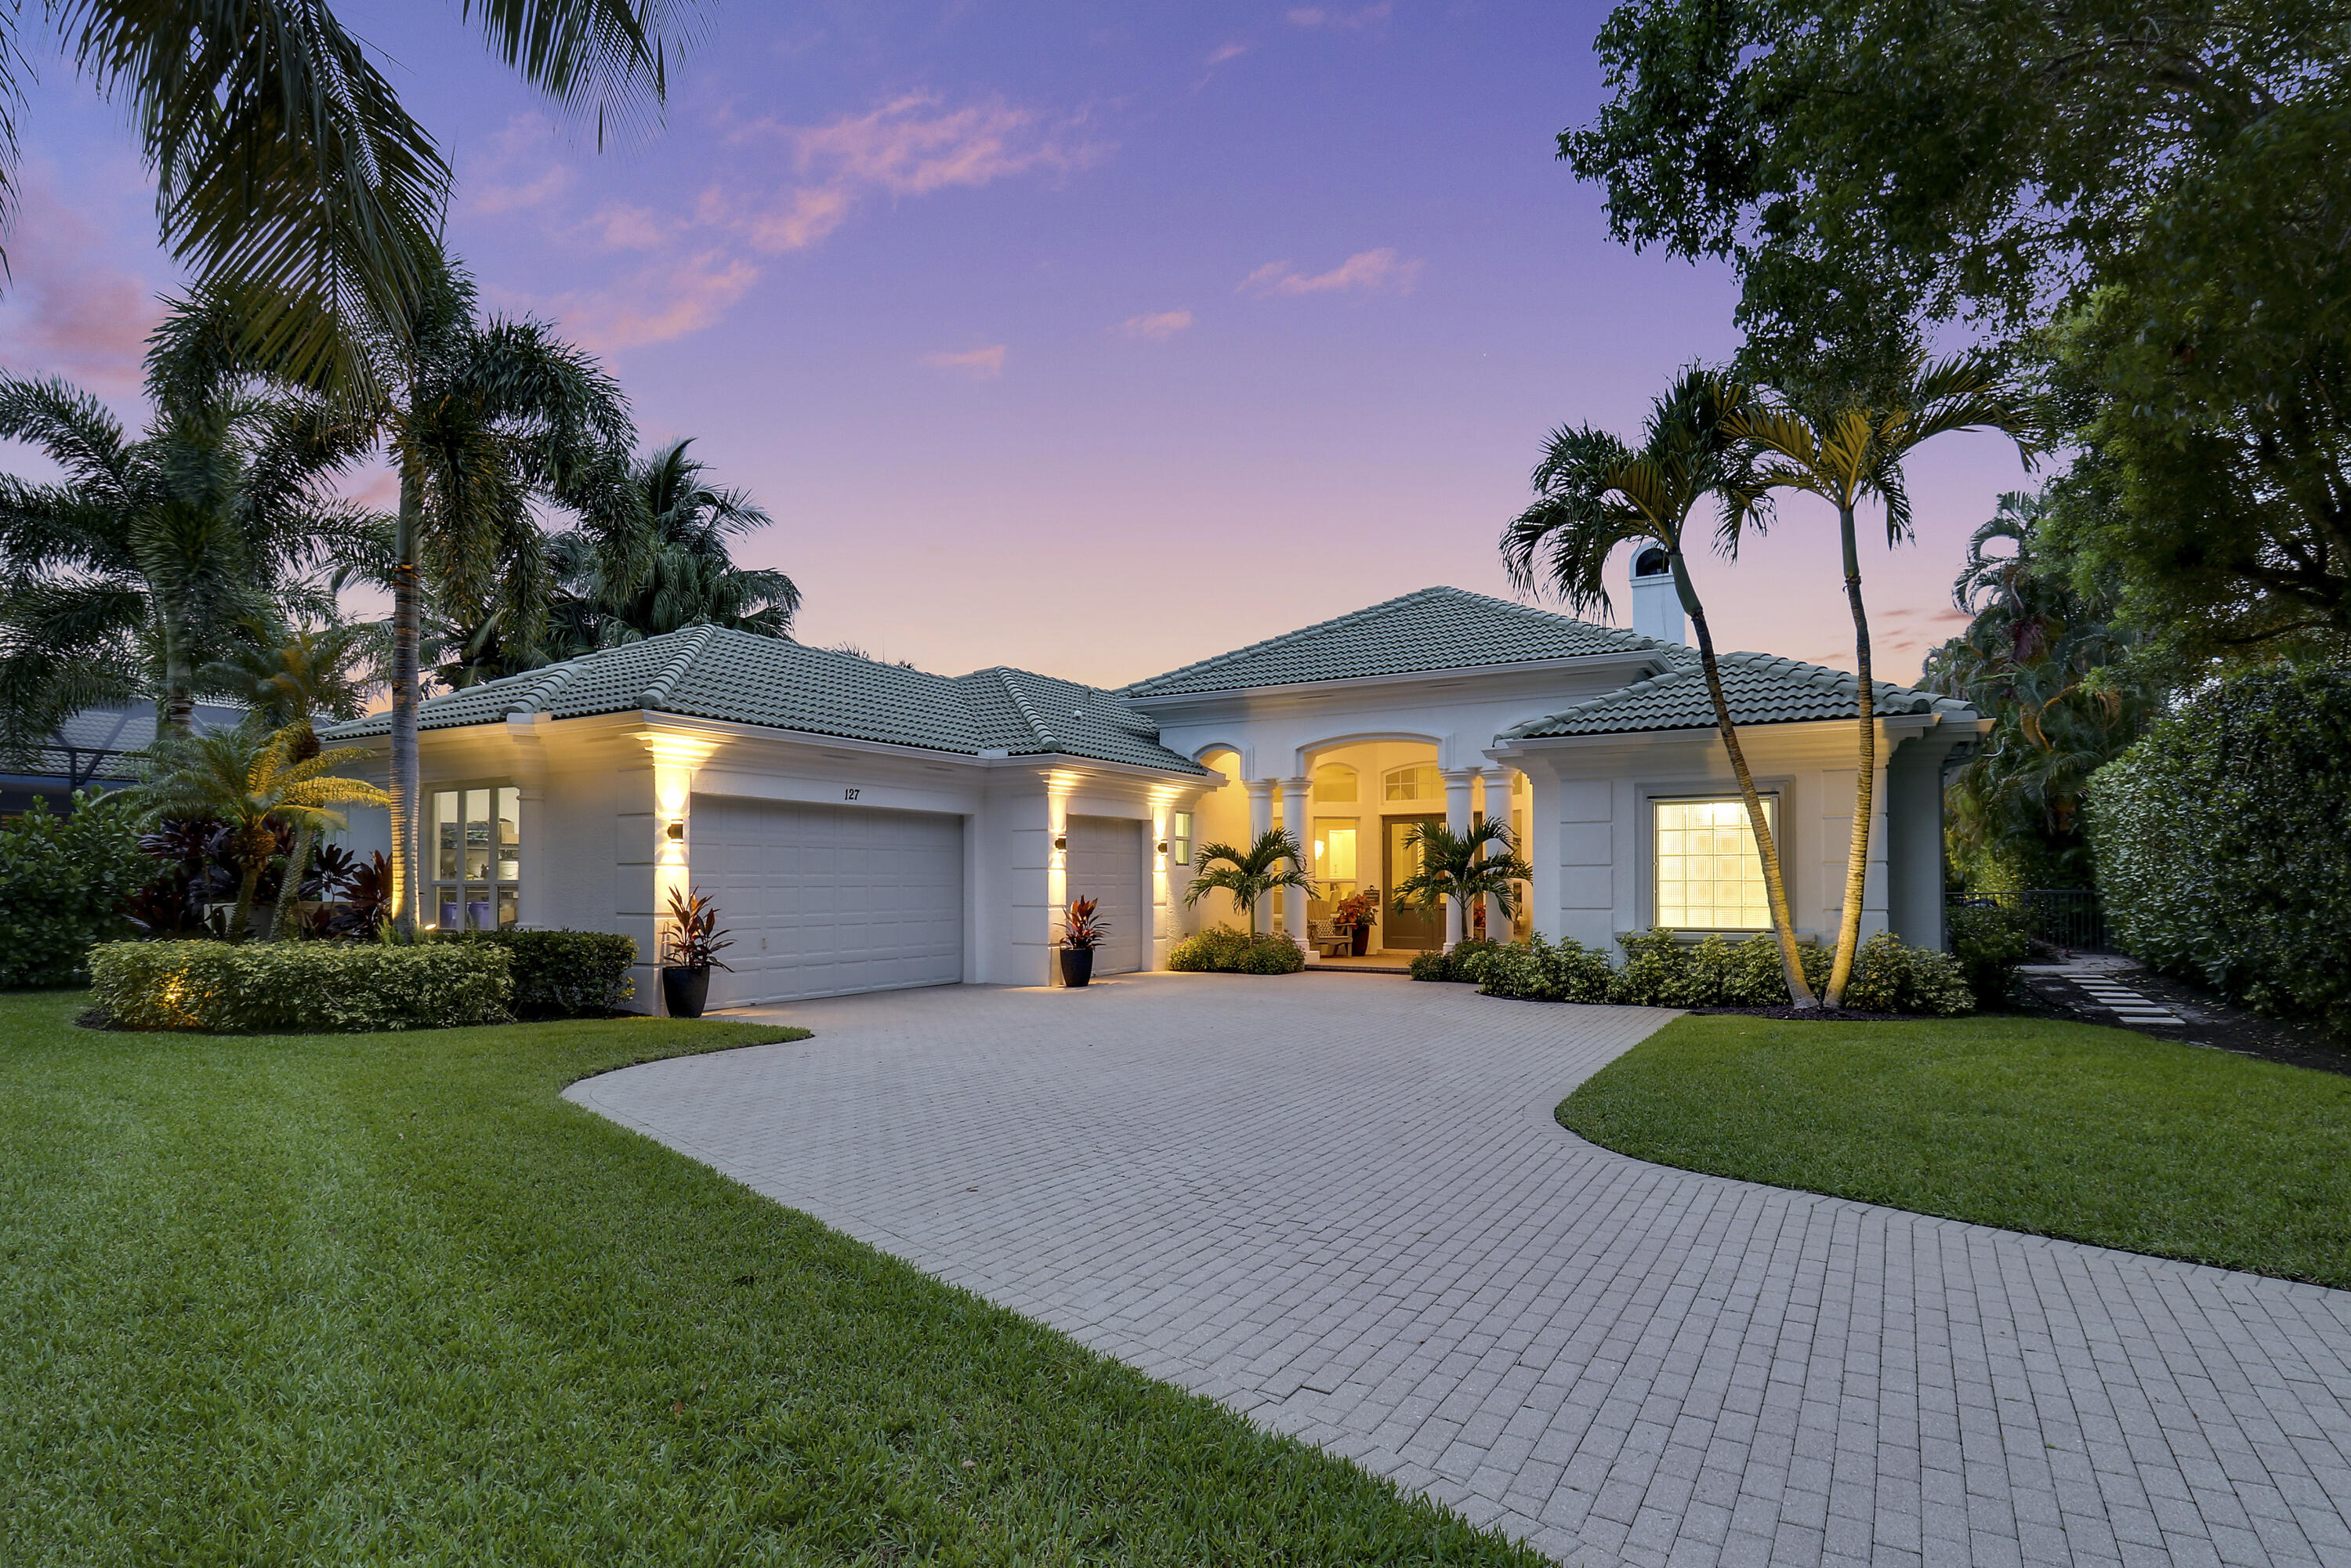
xmin=1155 ymin=839 xmax=1169 ymax=855
xmin=665 ymin=819 xmax=686 ymax=841
xmin=1052 ymin=832 xmax=1068 ymax=851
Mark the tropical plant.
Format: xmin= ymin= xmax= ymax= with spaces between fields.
xmin=1724 ymin=354 xmax=2041 ymax=1005
xmin=1166 ymin=926 xmax=1304 ymax=975
xmin=1503 ymin=368 xmax=1817 ymax=1003
xmin=0 ymin=309 xmax=366 ymax=758
xmin=1181 ymin=827 xmax=1314 ymax=939
xmin=1918 ymin=491 xmax=2159 ymax=890
xmin=1060 ymin=897 xmax=1108 ymax=951
xmin=1391 ymin=820 xmax=1534 ymax=947
xmin=331 ymin=261 xmax=637 ymax=935
xmin=0 ymin=790 xmax=150 ymax=988
xmin=133 ymin=722 xmax=389 ymax=943
xmin=0 ymin=3 xmax=694 ymax=398
xmin=545 ymin=438 xmax=798 ymax=655
xmin=1329 ymin=885 xmax=1380 ymax=935
xmin=661 ymin=885 xmax=734 ymax=971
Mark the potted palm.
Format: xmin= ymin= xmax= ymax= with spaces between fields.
xmin=1059 ymin=896 xmax=1107 ymax=987
xmin=1331 ymin=885 xmax=1382 ymax=956
xmin=661 ymin=885 xmax=734 ymax=1018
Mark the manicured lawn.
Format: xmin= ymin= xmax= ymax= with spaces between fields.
xmin=1 ymin=992 xmax=1536 ymax=1566
xmin=1559 ymin=1013 xmax=2351 ymax=1289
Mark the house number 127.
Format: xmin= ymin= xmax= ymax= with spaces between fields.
xmin=842 ymin=788 xmax=861 ymax=800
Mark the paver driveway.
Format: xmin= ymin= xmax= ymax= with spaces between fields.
xmin=568 ymin=972 xmax=2351 ymax=1568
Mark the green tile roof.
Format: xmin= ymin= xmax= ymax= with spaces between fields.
xmin=321 ymin=626 xmax=1208 ymax=774
xmin=1121 ymin=586 xmax=1666 ymax=697
xmin=1502 ymin=649 xmax=1981 ymax=739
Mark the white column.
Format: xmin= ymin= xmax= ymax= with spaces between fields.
xmin=1281 ymin=775 xmax=1313 ymax=954
xmin=1476 ymin=769 xmax=1508 ymax=943
xmin=1440 ymin=766 xmax=1475 ymax=951
xmin=1244 ymin=779 xmax=1274 ymax=935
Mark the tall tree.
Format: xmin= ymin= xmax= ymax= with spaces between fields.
xmin=1 ymin=3 xmax=697 ymax=397
xmin=0 ymin=306 xmax=363 ymax=759
xmin=340 ymin=263 xmax=636 ymax=937
xmin=1504 ymin=369 xmax=1818 ymax=1005
xmin=1561 ymin=0 xmax=2351 ymax=667
xmin=545 ymin=436 xmax=798 ymax=654
xmin=1726 ymin=355 xmax=2040 ymax=1004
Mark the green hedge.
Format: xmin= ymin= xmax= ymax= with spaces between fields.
xmin=1168 ymin=927 xmax=1304 ymax=975
xmin=441 ymin=929 xmax=637 ymax=1018
xmin=1472 ymin=929 xmax=1973 ymax=1015
xmin=2088 ymin=666 xmax=2351 ymax=1031
xmin=0 ymin=791 xmax=149 ymax=989
xmin=90 ymin=940 xmax=513 ymax=1033
xmin=1407 ymin=938 xmax=1504 ymax=983
xmin=1945 ymin=904 xmax=2031 ymax=1008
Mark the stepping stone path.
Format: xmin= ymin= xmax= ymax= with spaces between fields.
xmin=2067 ymin=976 xmax=2185 ymax=1027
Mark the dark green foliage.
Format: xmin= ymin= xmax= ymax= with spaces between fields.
xmin=1409 ymin=939 xmax=1504 ymax=984
xmin=2088 ymin=668 xmax=2351 ymax=1032
xmin=1474 ymin=929 xmax=1967 ymax=1013
xmin=90 ymin=940 xmax=513 ymax=1032
xmin=1408 ymin=950 xmax=1451 ymax=983
xmin=1167 ymin=927 xmax=1304 ymax=975
xmin=1559 ymin=1013 xmax=2351 ymax=1288
xmin=1476 ymin=934 xmax=1615 ymax=1003
xmin=0 ymin=792 xmax=148 ymax=989
xmin=1836 ymin=933 xmax=1975 ymax=1017
xmin=0 ymin=994 xmax=1538 ymax=1563
xmin=1946 ymin=904 xmax=2031 ymax=1009
xmin=442 ymin=929 xmax=637 ymax=1019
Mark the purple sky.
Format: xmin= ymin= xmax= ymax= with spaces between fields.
xmin=0 ymin=2 xmax=2038 ymax=689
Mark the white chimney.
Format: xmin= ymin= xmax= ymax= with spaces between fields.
xmin=1631 ymin=545 xmax=1684 ymax=645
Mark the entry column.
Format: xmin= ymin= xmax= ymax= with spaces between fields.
xmin=1440 ymin=767 xmax=1476 ymax=951
xmin=1281 ymin=775 xmax=1313 ymax=951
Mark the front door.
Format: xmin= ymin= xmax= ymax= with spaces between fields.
xmin=1383 ymin=816 xmax=1444 ymax=951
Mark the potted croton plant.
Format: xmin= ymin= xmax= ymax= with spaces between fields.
xmin=661 ymin=885 xmax=734 ymax=1019
xmin=1058 ymin=896 xmax=1107 ymax=987
xmin=1331 ymin=885 xmax=1381 ymax=957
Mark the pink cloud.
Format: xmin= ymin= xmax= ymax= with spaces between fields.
xmin=0 ymin=174 xmax=165 ymax=397
xmin=1240 ymin=248 xmax=1422 ymax=298
xmin=463 ymin=115 xmax=575 ymax=215
xmin=588 ymin=203 xmax=666 ymax=252
xmin=1204 ymin=42 xmax=1250 ymax=65
xmin=1286 ymin=4 xmax=1393 ymax=29
xmin=545 ymin=251 xmax=763 ymax=353
xmin=1117 ymin=310 xmax=1194 ymax=341
xmin=921 ymin=344 xmax=1007 ymax=379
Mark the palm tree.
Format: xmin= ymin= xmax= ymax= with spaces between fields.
xmin=1392 ymin=820 xmax=1535 ymax=943
xmin=1726 ymin=355 xmax=2041 ymax=1005
xmin=0 ymin=317 xmax=363 ymax=759
xmin=135 ymin=722 xmax=389 ymax=943
xmin=335 ymin=261 xmax=637 ymax=936
xmin=2 ymin=4 xmax=694 ymax=397
xmin=545 ymin=437 xmax=798 ymax=654
xmin=1183 ymin=828 xmax=1315 ymax=938
xmin=1504 ymin=369 xmax=1819 ymax=1005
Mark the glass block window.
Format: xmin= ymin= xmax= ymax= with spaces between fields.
xmin=1169 ymin=810 xmax=1192 ymax=866
xmin=1382 ymin=764 xmax=1443 ymax=802
xmin=431 ymin=784 xmax=520 ymax=930
xmin=1654 ymin=797 xmax=1774 ymax=930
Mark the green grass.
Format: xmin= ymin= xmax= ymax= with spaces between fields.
xmin=1 ymin=992 xmax=1538 ymax=1566
xmin=1559 ymin=1013 xmax=2351 ymax=1288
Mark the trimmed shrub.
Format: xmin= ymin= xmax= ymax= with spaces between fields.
xmin=1407 ymin=950 xmax=1451 ymax=982
xmin=442 ymin=929 xmax=636 ymax=1018
xmin=90 ymin=940 xmax=513 ymax=1033
xmin=1839 ymin=932 xmax=1974 ymax=1016
xmin=1478 ymin=932 xmax=1614 ymax=1002
xmin=2088 ymin=667 xmax=2351 ymax=1031
xmin=0 ymin=791 xmax=150 ymax=989
xmin=1946 ymin=903 xmax=2030 ymax=1008
xmin=1607 ymin=928 xmax=1689 ymax=1006
xmin=1168 ymin=927 xmax=1304 ymax=975
xmin=1448 ymin=938 xmax=1503 ymax=984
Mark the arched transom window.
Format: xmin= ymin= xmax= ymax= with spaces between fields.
xmin=1382 ymin=764 xmax=1443 ymax=802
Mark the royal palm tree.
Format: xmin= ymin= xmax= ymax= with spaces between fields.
xmin=135 ymin=722 xmax=389 ymax=943
xmin=1726 ymin=355 xmax=2041 ymax=1005
xmin=334 ymin=261 xmax=636 ymax=936
xmin=1 ymin=3 xmax=695 ymax=397
xmin=0 ymin=310 xmax=364 ymax=760
xmin=1182 ymin=827 xmax=1315 ymax=938
xmin=545 ymin=436 xmax=798 ymax=654
xmin=1392 ymin=820 xmax=1535 ymax=943
xmin=1504 ymin=369 xmax=1819 ymax=1005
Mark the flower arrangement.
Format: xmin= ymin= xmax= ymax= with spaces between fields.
xmin=1331 ymin=885 xmax=1381 ymax=933
xmin=1061 ymin=896 xmax=1109 ymax=951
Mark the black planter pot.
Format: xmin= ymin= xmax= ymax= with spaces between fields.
xmin=1350 ymin=925 xmax=1370 ymax=957
xmin=661 ymin=965 xmax=711 ymax=1019
xmin=1059 ymin=947 xmax=1095 ymax=988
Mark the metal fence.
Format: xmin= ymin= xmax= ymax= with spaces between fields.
xmin=1946 ymin=889 xmax=2108 ymax=954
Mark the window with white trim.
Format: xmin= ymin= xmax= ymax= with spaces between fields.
xmin=430 ymin=784 xmax=520 ymax=930
xmin=1169 ymin=810 xmax=1193 ymax=866
xmin=1653 ymin=797 xmax=1775 ymax=929
xmin=1382 ymin=764 xmax=1442 ymax=802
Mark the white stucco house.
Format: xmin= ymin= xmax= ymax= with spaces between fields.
xmin=324 ymin=567 xmax=1984 ymax=1012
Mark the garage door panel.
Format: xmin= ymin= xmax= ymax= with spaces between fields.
xmin=1064 ymin=815 xmax=1144 ymax=975
xmin=693 ymin=795 xmax=962 ymax=1007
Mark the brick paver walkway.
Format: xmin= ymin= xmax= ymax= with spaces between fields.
xmin=568 ymin=973 xmax=2351 ymax=1567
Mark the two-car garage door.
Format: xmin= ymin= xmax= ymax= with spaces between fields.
xmin=692 ymin=795 xmax=964 ymax=1009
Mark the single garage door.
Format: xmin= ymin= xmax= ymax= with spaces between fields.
xmin=1063 ymin=815 xmax=1144 ymax=974
xmin=692 ymin=795 xmax=964 ymax=1008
